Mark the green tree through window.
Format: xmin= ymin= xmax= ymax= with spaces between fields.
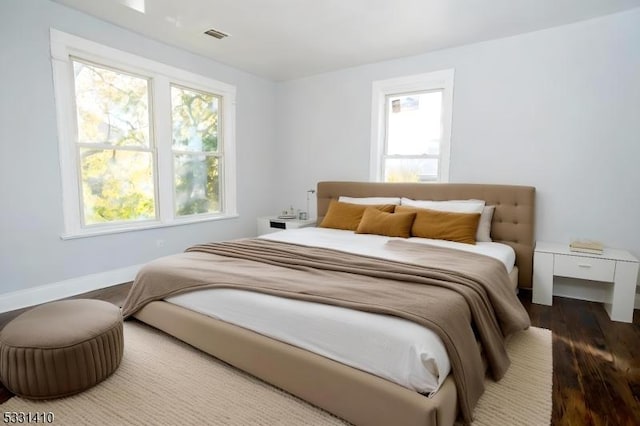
xmin=52 ymin=29 xmax=237 ymax=236
xmin=73 ymin=61 xmax=155 ymax=225
xmin=171 ymin=85 xmax=222 ymax=216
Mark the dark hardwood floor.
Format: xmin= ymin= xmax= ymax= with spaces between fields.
xmin=521 ymin=292 xmax=640 ymax=426
xmin=0 ymin=285 xmax=638 ymax=425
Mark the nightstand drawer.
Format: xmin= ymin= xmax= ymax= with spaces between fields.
xmin=554 ymin=254 xmax=615 ymax=282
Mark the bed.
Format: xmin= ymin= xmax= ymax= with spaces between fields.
xmin=123 ymin=181 xmax=535 ymax=426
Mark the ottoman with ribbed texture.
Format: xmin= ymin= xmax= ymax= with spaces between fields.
xmin=0 ymin=299 xmax=123 ymax=399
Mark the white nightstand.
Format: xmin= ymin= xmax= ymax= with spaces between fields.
xmin=533 ymin=241 xmax=639 ymax=322
xmin=257 ymin=216 xmax=317 ymax=236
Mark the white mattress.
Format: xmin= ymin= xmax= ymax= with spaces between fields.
xmin=165 ymin=228 xmax=516 ymax=395
xmin=167 ymin=288 xmax=450 ymax=394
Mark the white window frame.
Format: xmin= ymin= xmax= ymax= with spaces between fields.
xmin=370 ymin=69 xmax=454 ymax=183
xmin=50 ymin=29 xmax=237 ymax=239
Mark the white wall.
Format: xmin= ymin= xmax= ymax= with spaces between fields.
xmin=0 ymin=0 xmax=279 ymax=302
xmin=274 ymin=9 xmax=640 ymax=292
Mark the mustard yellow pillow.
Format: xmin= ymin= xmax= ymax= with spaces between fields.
xmin=396 ymin=205 xmax=481 ymax=244
xmin=355 ymin=207 xmax=417 ymax=238
xmin=319 ymin=200 xmax=395 ymax=231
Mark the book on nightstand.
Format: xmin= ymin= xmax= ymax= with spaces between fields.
xmin=569 ymin=240 xmax=604 ymax=255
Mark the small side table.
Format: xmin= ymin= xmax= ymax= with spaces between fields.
xmin=532 ymin=241 xmax=639 ymax=322
xmin=257 ymin=216 xmax=316 ymax=236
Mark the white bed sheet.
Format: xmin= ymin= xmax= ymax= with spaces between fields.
xmin=167 ymin=288 xmax=450 ymax=394
xmin=263 ymin=227 xmax=515 ymax=273
xmin=165 ymin=229 xmax=516 ymax=395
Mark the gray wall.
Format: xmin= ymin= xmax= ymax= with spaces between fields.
xmin=274 ymin=9 xmax=640 ymax=290
xmin=0 ymin=0 xmax=279 ymax=294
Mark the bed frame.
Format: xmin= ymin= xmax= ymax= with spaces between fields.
xmin=133 ymin=182 xmax=535 ymax=426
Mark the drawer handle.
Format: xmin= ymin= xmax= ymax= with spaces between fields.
xmin=577 ymin=263 xmax=592 ymax=268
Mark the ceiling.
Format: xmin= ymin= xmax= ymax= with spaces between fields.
xmin=53 ymin=0 xmax=640 ymax=81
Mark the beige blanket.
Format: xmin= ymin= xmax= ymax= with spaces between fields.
xmin=122 ymin=238 xmax=530 ymax=424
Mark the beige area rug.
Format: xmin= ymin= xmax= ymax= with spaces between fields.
xmin=2 ymin=322 xmax=552 ymax=425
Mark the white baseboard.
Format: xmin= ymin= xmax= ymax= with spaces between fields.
xmin=0 ymin=264 xmax=143 ymax=314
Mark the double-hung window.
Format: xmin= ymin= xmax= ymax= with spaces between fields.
xmin=72 ymin=60 xmax=156 ymax=225
xmin=370 ymin=70 xmax=454 ymax=182
xmin=171 ymin=85 xmax=223 ymax=216
xmin=51 ymin=30 xmax=236 ymax=238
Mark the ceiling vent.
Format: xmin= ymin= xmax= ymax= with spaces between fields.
xmin=204 ymin=28 xmax=230 ymax=40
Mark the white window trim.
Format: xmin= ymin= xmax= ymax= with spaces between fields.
xmin=369 ymin=69 xmax=455 ymax=183
xmin=50 ymin=29 xmax=237 ymax=239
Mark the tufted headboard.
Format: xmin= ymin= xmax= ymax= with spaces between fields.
xmin=316 ymin=181 xmax=536 ymax=288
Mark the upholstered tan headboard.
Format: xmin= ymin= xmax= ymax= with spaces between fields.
xmin=316 ymin=181 xmax=536 ymax=288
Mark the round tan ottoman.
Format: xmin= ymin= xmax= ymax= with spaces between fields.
xmin=0 ymin=299 xmax=123 ymax=399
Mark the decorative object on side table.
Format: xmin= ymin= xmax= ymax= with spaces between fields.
xmin=278 ymin=206 xmax=297 ymax=219
xmin=569 ymin=239 xmax=604 ymax=255
xmin=303 ymin=189 xmax=316 ymax=221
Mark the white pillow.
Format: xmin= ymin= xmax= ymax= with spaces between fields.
xmin=400 ymin=198 xmax=485 ymax=213
xmin=476 ymin=205 xmax=495 ymax=242
xmin=338 ymin=196 xmax=401 ymax=205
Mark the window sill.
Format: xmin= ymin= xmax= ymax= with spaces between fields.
xmin=60 ymin=213 xmax=240 ymax=240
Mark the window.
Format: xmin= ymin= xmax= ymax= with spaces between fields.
xmin=171 ymin=85 xmax=222 ymax=217
xmin=370 ymin=70 xmax=454 ymax=183
xmin=73 ymin=60 xmax=156 ymax=225
xmin=51 ymin=30 xmax=236 ymax=238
